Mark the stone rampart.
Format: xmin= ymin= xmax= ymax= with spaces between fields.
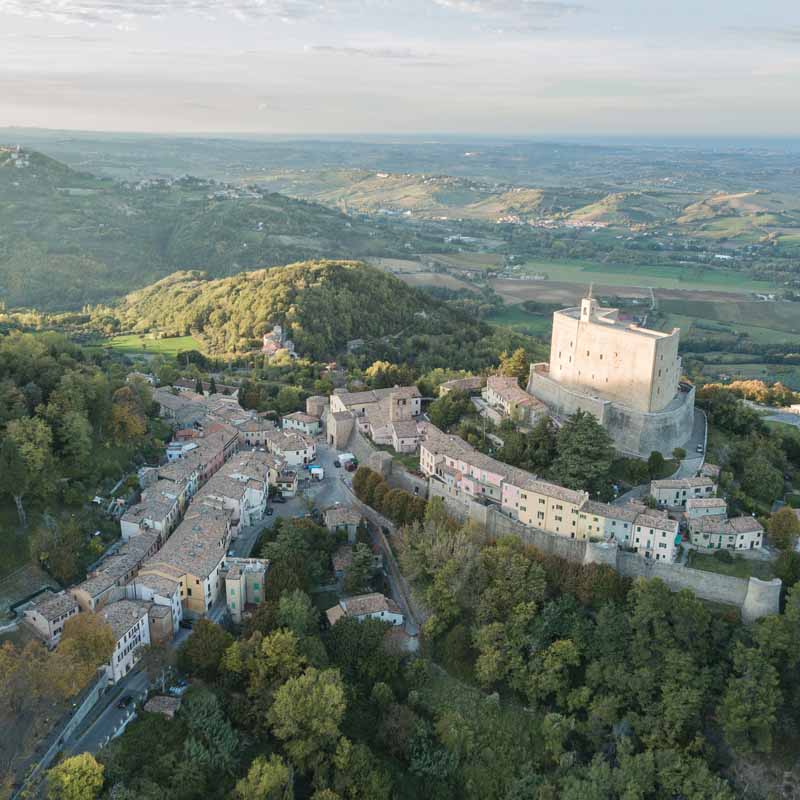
xmin=427 ymin=479 xmax=780 ymax=620
xmin=527 ymin=365 xmax=695 ymax=457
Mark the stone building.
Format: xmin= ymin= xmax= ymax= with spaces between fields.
xmin=526 ymin=292 xmax=695 ymax=456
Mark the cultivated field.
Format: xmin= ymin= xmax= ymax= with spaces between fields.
xmin=93 ymin=334 xmax=201 ymax=358
xmin=399 ymin=272 xmax=480 ymax=292
xmin=419 ymin=252 xmax=505 ymax=272
xmin=517 ymin=258 xmax=776 ymax=293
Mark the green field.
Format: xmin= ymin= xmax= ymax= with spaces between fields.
xmin=520 ymin=258 xmax=776 ymax=293
xmin=486 ymin=306 xmax=552 ymax=337
xmin=687 ymin=550 xmax=775 ymax=580
xmin=94 ymin=334 xmax=201 ymax=358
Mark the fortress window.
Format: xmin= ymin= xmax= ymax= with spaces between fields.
xmin=658 ymin=369 xmax=662 ymax=377
xmin=586 ymin=350 xmax=590 ymax=356
xmin=599 ymin=354 xmax=603 ymax=360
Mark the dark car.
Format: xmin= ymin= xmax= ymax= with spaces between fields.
xmin=334 ymin=460 xmax=341 ymax=468
xmin=179 ymin=619 xmax=194 ymax=630
xmin=272 ymin=495 xmax=286 ymax=504
xmin=266 ymin=507 xmax=274 ymax=516
xmin=116 ymin=695 xmax=133 ymax=709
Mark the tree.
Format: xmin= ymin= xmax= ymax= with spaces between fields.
xmin=343 ymin=544 xmax=374 ymax=594
xmin=47 ymin=753 xmax=104 ymax=800
xmin=177 ymin=620 xmax=233 ymax=682
xmin=767 ymin=506 xmax=800 ymax=551
xmin=719 ymin=643 xmax=781 ymax=753
xmin=54 ymin=612 xmax=116 ymax=694
xmin=551 ymin=411 xmax=614 ymax=496
xmin=672 ymin=447 xmax=686 ymax=460
xmin=497 ymin=348 xmax=529 ymax=384
xmin=0 ymin=417 xmax=53 ymax=526
xmin=278 ymin=590 xmax=320 ymax=638
xmin=428 ymin=392 xmax=472 ymax=431
xmin=208 ymin=376 xmax=217 ymax=395
xmin=195 ymin=377 xmax=203 ymax=394
xmin=235 ymin=754 xmax=293 ymax=800
xmin=269 ymin=668 xmax=346 ymax=774
xmin=110 ymin=386 xmax=147 ymax=443
xmin=647 ymin=450 xmax=666 ymax=478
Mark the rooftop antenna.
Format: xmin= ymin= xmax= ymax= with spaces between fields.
xmin=587 ymin=283 xmax=593 ymax=300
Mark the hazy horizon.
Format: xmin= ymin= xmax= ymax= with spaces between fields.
xmin=2 ymin=0 xmax=799 ymax=136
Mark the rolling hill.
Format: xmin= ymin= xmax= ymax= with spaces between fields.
xmin=0 ymin=148 xmax=428 ymax=310
xmin=97 ymin=260 xmax=485 ymax=360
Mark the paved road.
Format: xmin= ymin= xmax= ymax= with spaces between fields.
xmin=63 ymin=671 xmax=148 ymax=757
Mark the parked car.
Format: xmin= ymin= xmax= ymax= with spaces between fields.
xmin=696 ymin=444 xmax=704 ymax=453
xmin=266 ymin=507 xmax=274 ymax=516
xmin=168 ymin=684 xmax=189 ymax=698
xmin=345 ymin=462 xmax=357 ymax=472
xmin=116 ymin=695 xmax=133 ymax=709
xmin=179 ymin=619 xmax=194 ymax=630
xmin=334 ymin=460 xmax=341 ymax=468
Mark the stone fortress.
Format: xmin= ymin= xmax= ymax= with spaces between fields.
xmin=527 ymin=290 xmax=695 ymax=456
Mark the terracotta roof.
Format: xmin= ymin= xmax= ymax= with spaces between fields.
xmin=651 ymin=476 xmax=716 ymax=490
xmin=144 ymin=695 xmax=181 ymax=717
xmin=342 ymin=592 xmax=403 ymax=617
xmin=324 ymin=506 xmax=362 ymax=527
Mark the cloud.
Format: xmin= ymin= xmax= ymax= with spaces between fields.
xmin=305 ymin=44 xmax=434 ymax=60
xmin=726 ymin=26 xmax=800 ymax=45
xmin=0 ymin=0 xmax=344 ymax=25
xmin=432 ymin=0 xmax=586 ymax=19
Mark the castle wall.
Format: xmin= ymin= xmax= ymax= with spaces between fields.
xmin=527 ymin=366 xmax=694 ymax=457
xmin=427 ymin=480 xmax=779 ymax=620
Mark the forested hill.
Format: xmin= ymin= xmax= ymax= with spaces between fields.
xmin=98 ymin=260 xmax=482 ymax=359
xmin=0 ymin=147 xmax=424 ymax=311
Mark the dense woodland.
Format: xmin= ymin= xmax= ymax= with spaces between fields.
xmin=89 ymin=260 xmax=546 ymax=368
xmin=46 ymin=506 xmax=800 ymax=800
xmin=0 ymin=331 xmax=165 ymax=583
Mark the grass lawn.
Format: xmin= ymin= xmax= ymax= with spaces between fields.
xmin=519 ymin=258 xmax=776 ymax=293
xmin=90 ymin=334 xmax=201 ymax=358
xmin=485 ymin=305 xmax=552 ymax=338
xmin=687 ymin=550 xmax=775 ymax=580
xmin=373 ymin=443 xmax=421 ymax=473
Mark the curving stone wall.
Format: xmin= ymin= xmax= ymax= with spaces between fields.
xmin=427 ymin=479 xmax=781 ymax=621
xmin=527 ymin=364 xmax=695 ymax=457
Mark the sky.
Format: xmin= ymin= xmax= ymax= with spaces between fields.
xmin=1 ymin=0 xmax=799 ymax=136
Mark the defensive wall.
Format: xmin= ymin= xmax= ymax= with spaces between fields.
xmin=527 ymin=364 xmax=695 ymax=457
xmin=428 ymin=480 xmax=780 ymax=622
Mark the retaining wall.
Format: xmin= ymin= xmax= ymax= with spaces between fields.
xmin=427 ymin=480 xmax=780 ymax=620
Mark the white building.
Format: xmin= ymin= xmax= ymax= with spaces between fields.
xmin=282 ymin=411 xmax=321 ymax=437
xmin=325 ymin=593 xmax=404 ymax=627
xmin=100 ymin=600 xmax=152 ymax=683
xmin=690 ymin=516 xmax=764 ymax=552
xmin=685 ymin=497 xmax=727 ymax=522
xmin=650 ymin=477 xmax=717 ymax=509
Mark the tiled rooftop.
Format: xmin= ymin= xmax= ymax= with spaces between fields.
xmin=27 ymin=591 xmax=78 ymax=621
xmin=100 ymin=599 xmax=150 ymax=640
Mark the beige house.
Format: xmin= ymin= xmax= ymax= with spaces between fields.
xmin=100 ymin=600 xmax=151 ymax=683
xmin=224 ymin=558 xmax=268 ymax=623
xmin=23 ymin=591 xmax=79 ymax=648
xmin=483 ymin=376 xmax=547 ymax=424
xmin=282 ymin=411 xmax=321 ymax=437
xmin=120 ymin=481 xmax=181 ymax=540
xmin=504 ymin=478 xmax=589 ymax=539
xmin=139 ymin=505 xmax=233 ymax=617
xmin=264 ymin=429 xmax=316 ymax=466
xmin=90 ymin=531 xmax=161 ymax=587
xmin=326 ymin=593 xmax=404 ymax=627
xmin=690 ymin=516 xmax=763 ymax=551
xmin=650 ymin=477 xmax=717 ymax=509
